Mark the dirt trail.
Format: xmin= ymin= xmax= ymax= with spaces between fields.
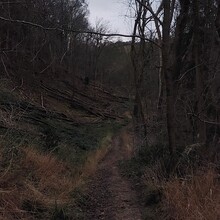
xmin=85 ymin=131 xmax=143 ymax=220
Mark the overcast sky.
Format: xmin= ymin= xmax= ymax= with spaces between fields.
xmin=88 ymin=0 xmax=133 ymax=41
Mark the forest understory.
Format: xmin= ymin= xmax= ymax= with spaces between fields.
xmin=0 ymin=76 xmax=219 ymax=219
xmin=0 ymin=0 xmax=220 ymax=219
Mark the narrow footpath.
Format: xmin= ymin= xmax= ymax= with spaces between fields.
xmin=84 ymin=133 xmax=143 ymax=220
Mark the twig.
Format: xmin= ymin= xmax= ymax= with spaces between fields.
xmin=40 ymin=93 xmax=45 ymax=109
xmin=1 ymin=55 xmax=9 ymax=77
xmin=176 ymin=63 xmax=203 ymax=82
xmin=188 ymin=113 xmax=220 ymax=125
xmin=11 ymin=78 xmax=23 ymax=92
xmin=40 ymin=59 xmax=54 ymax=73
xmin=60 ymin=49 xmax=68 ymax=64
xmin=30 ymin=40 xmax=47 ymax=62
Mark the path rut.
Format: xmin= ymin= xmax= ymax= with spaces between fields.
xmin=85 ymin=134 xmax=143 ymax=220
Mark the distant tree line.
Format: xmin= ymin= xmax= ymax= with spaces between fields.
xmin=0 ymin=0 xmax=112 ymax=88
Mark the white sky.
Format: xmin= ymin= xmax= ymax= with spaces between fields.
xmin=88 ymin=0 xmax=133 ymax=41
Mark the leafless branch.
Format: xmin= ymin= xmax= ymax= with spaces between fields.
xmin=60 ymin=49 xmax=68 ymax=64
xmin=40 ymin=59 xmax=55 ymax=74
xmin=135 ymin=0 xmax=163 ymax=26
xmin=0 ymin=15 xmax=161 ymax=48
xmin=0 ymin=1 xmax=24 ymax=4
xmin=30 ymin=40 xmax=47 ymax=62
xmin=0 ymin=39 xmax=25 ymax=53
xmin=188 ymin=113 xmax=220 ymax=125
xmin=176 ymin=63 xmax=203 ymax=82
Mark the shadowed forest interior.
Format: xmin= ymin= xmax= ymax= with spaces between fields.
xmin=0 ymin=0 xmax=219 ymax=219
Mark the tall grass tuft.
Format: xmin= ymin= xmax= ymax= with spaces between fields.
xmin=163 ymin=168 xmax=220 ymax=220
xmin=0 ymin=132 xmax=113 ymax=219
xmin=0 ymin=147 xmax=74 ymax=219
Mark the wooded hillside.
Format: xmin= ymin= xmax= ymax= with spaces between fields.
xmin=0 ymin=0 xmax=219 ymax=219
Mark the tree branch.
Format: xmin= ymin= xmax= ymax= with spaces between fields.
xmin=0 ymin=2 xmax=24 ymax=4
xmin=188 ymin=113 xmax=220 ymax=125
xmin=0 ymin=15 xmax=161 ymax=48
xmin=135 ymin=0 xmax=163 ymax=26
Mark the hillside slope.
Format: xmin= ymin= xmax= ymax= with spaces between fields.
xmin=0 ymin=77 xmax=129 ymax=219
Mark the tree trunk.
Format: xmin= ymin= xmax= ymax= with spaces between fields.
xmin=131 ymin=0 xmax=147 ymax=143
xmin=192 ymin=0 xmax=206 ymax=143
xmin=162 ymin=0 xmax=176 ymax=157
xmin=157 ymin=47 xmax=164 ymax=111
xmin=215 ymin=1 xmax=220 ymax=37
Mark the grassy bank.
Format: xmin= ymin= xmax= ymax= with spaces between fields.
xmin=0 ymin=122 xmax=122 ymax=219
xmin=119 ymin=140 xmax=220 ymax=220
xmin=0 ymin=77 xmax=127 ymax=219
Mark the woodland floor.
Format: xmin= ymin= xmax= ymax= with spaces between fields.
xmin=83 ymin=132 xmax=143 ymax=220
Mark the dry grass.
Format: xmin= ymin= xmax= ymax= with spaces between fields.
xmin=163 ymin=168 xmax=220 ymax=220
xmin=141 ymin=159 xmax=220 ymax=220
xmin=0 ymin=135 xmax=112 ymax=219
xmin=143 ymin=161 xmax=166 ymax=190
xmin=0 ymin=147 xmax=74 ymax=219
xmin=23 ymin=148 xmax=73 ymax=203
xmin=80 ymin=133 xmax=112 ymax=178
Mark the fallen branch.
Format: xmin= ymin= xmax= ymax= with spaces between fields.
xmin=40 ymin=84 xmax=123 ymax=119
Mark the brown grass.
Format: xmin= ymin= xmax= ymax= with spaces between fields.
xmin=0 ymin=135 xmax=112 ymax=219
xmin=0 ymin=147 xmax=74 ymax=219
xmin=23 ymin=148 xmax=73 ymax=203
xmin=80 ymin=133 xmax=112 ymax=178
xmin=163 ymin=168 xmax=220 ymax=220
xmin=142 ymin=159 xmax=220 ymax=220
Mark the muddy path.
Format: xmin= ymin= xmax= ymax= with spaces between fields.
xmin=84 ymin=131 xmax=143 ymax=220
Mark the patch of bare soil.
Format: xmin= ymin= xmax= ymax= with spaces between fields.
xmin=84 ymin=132 xmax=143 ymax=220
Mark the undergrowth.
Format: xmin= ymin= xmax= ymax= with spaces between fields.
xmin=0 ymin=129 xmax=115 ymax=219
xmin=0 ymin=114 xmax=122 ymax=219
xmin=0 ymin=146 xmax=73 ymax=219
xmin=163 ymin=168 xmax=220 ymax=220
xmin=120 ymin=139 xmax=220 ymax=220
xmin=0 ymin=77 xmax=126 ymax=219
